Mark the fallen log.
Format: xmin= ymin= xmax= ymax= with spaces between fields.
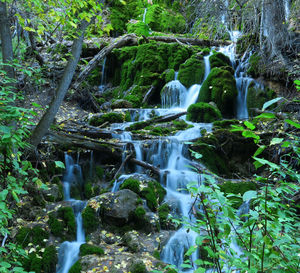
xmin=148 ymin=36 xmax=231 ymax=47
xmin=130 ymin=158 xmax=160 ymax=176
xmin=127 ymin=111 xmax=187 ymax=131
xmin=72 ymin=34 xmax=138 ymax=90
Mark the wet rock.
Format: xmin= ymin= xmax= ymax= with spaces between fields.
xmin=123 ymin=230 xmax=142 ymax=252
xmin=41 ymin=184 xmax=63 ymax=202
xmin=111 ymin=99 xmax=133 ymax=109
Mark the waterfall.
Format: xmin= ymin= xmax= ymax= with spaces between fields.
xmin=98 ymin=57 xmax=107 ymax=93
xmin=56 ymin=154 xmax=86 ymax=273
xmin=284 ymin=0 xmax=290 ymax=22
xmin=143 ymin=8 xmax=147 ymax=23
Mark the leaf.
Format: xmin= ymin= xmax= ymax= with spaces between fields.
xmin=255 ymin=112 xmax=276 ymax=119
xmin=262 ymin=97 xmax=283 ymax=111
xmin=194 ymin=268 xmax=206 ymax=273
xmin=253 ymin=145 xmax=266 ymax=157
xmin=55 ymin=161 xmax=65 ymax=169
xmin=253 ymin=156 xmax=280 ymax=170
xmin=11 ymin=191 xmax=20 ymax=203
xmin=0 ymin=190 xmax=8 ymax=201
xmin=244 ymin=120 xmax=255 ymax=130
xmin=270 ymin=138 xmax=283 ymax=145
xmin=242 ymin=130 xmax=260 ymax=140
xmin=185 ymin=245 xmax=197 ymax=256
xmin=243 ymin=190 xmax=257 ymax=201
xmin=285 ymin=119 xmax=300 ymax=129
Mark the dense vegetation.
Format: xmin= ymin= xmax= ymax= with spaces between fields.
xmin=0 ymin=0 xmax=299 ymax=272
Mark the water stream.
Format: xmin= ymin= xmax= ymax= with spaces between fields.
xmin=56 ymin=154 xmax=86 ymax=273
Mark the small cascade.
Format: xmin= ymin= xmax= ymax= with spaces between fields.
xmin=183 ymin=52 xmax=212 ymax=108
xmin=98 ymin=57 xmax=107 ymax=93
xmin=161 ymin=80 xmax=187 ymax=109
xmin=56 ymin=154 xmax=86 ymax=273
xmin=284 ymin=0 xmax=290 ymax=22
xmin=143 ymin=8 xmax=147 ymax=23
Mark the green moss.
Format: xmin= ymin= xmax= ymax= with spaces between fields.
xmin=57 ymin=207 xmax=76 ymax=237
xmin=213 ymin=119 xmax=240 ymax=129
xmin=247 ymin=53 xmax=261 ymax=78
xmin=247 ymin=83 xmax=276 ymax=116
xmin=209 ymin=52 xmax=231 ymax=69
xmin=125 ymin=111 xmax=132 ymax=122
xmin=15 ymin=227 xmax=31 ymax=247
xmin=158 ymin=203 xmax=170 ymax=228
xmin=140 ymin=181 xmax=166 ymax=211
xmin=130 ymin=260 xmax=148 ymax=273
xmin=84 ymin=182 xmax=93 ymax=199
xmin=187 ymin=102 xmax=222 ymax=123
xmin=42 ymin=245 xmax=58 ymax=273
xmin=161 ymin=69 xmax=175 ymax=83
xmin=82 ymin=206 xmax=99 ymax=233
xmin=31 ymin=226 xmax=49 ymax=246
xmin=198 ymin=67 xmax=238 ymax=116
xmin=80 ymin=243 xmax=104 ymax=256
xmin=172 ymin=120 xmax=190 ymax=130
xmin=48 ymin=213 xmax=64 ymax=237
xmin=178 ymin=55 xmax=205 ymax=88
xmin=127 ymin=20 xmax=150 ymax=36
xmin=190 ymin=141 xmax=229 ymax=176
xmin=134 ymin=206 xmax=146 ymax=220
xmin=120 ymin=178 xmax=140 ymax=194
xmin=69 ymin=260 xmax=82 ymax=273
xmin=16 ymin=226 xmax=48 ymax=248
xmin=153 ymin=249 xmax=161 ymax=259
xmin=29 ymin=255 xmax=42 ymax=273
xmin=89 ymin=112 xmax=124 ymax=126
xmin=95 ymin=166 xmax=104 ymax=179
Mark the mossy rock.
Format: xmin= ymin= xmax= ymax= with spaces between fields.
xmin=161 ymin=69 xmax=175 ymax=83
xmin=247 ymin=53 xmax=261 ymax=78
xmin=178 ymin=55 xmax=205 ymax=88
xmin=187 ymin=102 xmax=222 ymax=123
xmin=158 ymin=203 xmax=170 ymax=228
xmin=42 ymin=245 xmax=58 ymax=273
xmin=127 ymin=20 xmax=150 ymax=36
xmin=209 ymin=52 xmax=231 ymax=69
xmin=80 ymin=243 xmax=104 ymax=256
xmin=120 ymin=178 xmax=141 ymax=194
xmin=198 ymin=67 xmax=238 ymax=116
xmin=124 ymin=85 xmax=152 ymax=107
xmin=134 ymin=206 xmax=146 ymax=221
xmin=213 ymin=119 xmax=240 ymax=130
xmin=95 ymin=165 xmax=104 ymax=179
xmin=48 ymin=213 xmax=64 ymax=237
xmin=140 ymin=181 xmax=166 ymax=212
xmin=57 ymin=207 xmax=76 ymax=237
xmin=82 ymin=206 xmax=99 ymax=234
xmin=16 ymin=226 xmax=49 ymax=248
xmin=247 ymin=83 xmax=276 ymax=116
xmin=69 ymin=260 xmax=82 ymax=273
xmin=129 ymin=260 xmax=148 ymax=273
xmin=190 ymin=141 xmax=230 ymax=176
xmin=89 ymin=112 xmax=124 ymax=126
xmin=219 ymin=181 xmax=257 ymax=208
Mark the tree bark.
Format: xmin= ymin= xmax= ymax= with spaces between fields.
xmin=29 ymin=20 xmax=90 ymax=148
xmin=0 ymin=2 xmax=15 ymax=81
xmin=72 ymin=34 xmax=138 ymax=90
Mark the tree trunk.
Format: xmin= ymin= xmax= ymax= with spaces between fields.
xmin=29 ymin=20 xmax=90 ymax=147
xmin=0 ymin=2 xmax=15 ymax=81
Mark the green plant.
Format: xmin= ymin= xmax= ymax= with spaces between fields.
xmin=179 ymin=99 xmax=300 ymax=272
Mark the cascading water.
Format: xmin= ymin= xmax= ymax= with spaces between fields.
xmin=284 ymin=0 xmax=290 ymax=22
xmin=143 ymin=8 xmax=147 ymax=23
xmin=98 ymin=57 xmax=107 ymax=93
xmin=56 ymin=154 xmax=86 ymax=273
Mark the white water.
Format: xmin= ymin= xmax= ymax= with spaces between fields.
xmin=56 ymin=154 xmax=86 ymax=273
xmin=284 ymin=0 xmax=290 ymax=22
xmin=98 ymin=57 xmax=107 ymax=93
xmin=143 ymin=8 xmax=147 ymax=23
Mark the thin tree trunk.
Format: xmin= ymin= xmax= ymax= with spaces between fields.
xmin=29 ymin=21 xmax=90 ymax=147
xmin=0 ymin=1 xmax=15 ymax=81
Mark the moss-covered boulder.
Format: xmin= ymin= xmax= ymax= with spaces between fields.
xmin=247 ymin=82 xmax=275 ymax=116
xmin=187 ymin=102 xmax=222 ymax=123
xmin=209 ymin=52 xmax=231 ymax=69
xmin=119 ymin=178 xmax=141 ymax=194
xmin=140 ymin=181 xmax=166 ymax=212
xmin=197 ymin=67 xmax=238 ymax=116
xmin=16 ymin=226 xmax=49 ymax=248
xmin=82 ymin=205 xmax=99 ymax=234
xmin=80 ymin=244 xmax=104 ymax=256
xmin=127 ymin=20 xmax=150 ymax=36
xmin=178 ymin=55 xmax=205 ymax=88
xmin=89 ymin=112 xmax=125 ymax=126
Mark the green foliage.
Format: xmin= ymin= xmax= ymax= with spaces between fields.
xmin=178 ymin=56 xmax=205 ymax=88
xmin=127 ymin=21 xmax=150 ymax=36
xmin=187 ymin=102 xmax=222 ymax=123
xmin=198 ymin=67 xmax=238 ymax=116
xmin=48 ymin=213 xmax=64 ymax=237
xmin=42 ymin=246 xmax=58 ymax=273
xmin=134 ymin=206 xmax=146 ymax=220
xmin=158 ymin=203 xmax=170 ymax=228
xmin=57 ymin=207 xmax=76 ymax=237
xmin=182 ymin=109 xmax=300 ymax=272
xmin=120 ymin=178 xmax=140 ymax=194
xmin=79 ymin=244 xmax=104 ymax=256
xmin=247 ymin=53 xmax=262 ymax=77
